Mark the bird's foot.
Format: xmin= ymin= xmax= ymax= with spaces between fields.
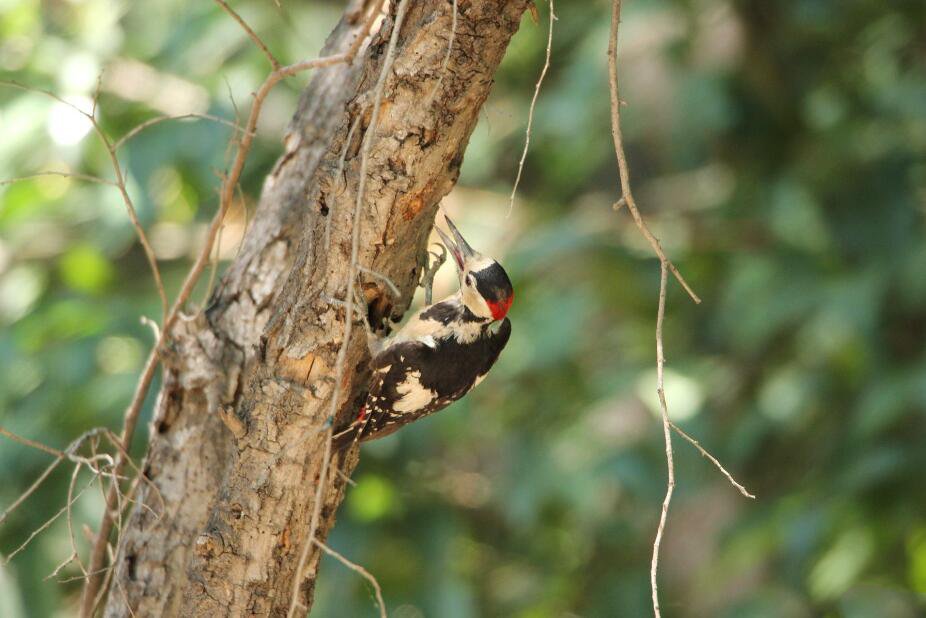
xmin=419 ymin=242 xmax=447 ymax=305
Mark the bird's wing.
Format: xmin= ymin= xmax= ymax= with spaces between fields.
xmin=332 ymin=339 xmax=436 ymax=447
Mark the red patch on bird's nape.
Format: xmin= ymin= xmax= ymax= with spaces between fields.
xmin=487 ymin=293 xmax=513 ymax=321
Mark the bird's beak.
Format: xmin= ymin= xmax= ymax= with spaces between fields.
xmin=435 ymin=215 xmax=476 ymax=273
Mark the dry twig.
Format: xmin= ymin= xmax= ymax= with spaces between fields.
xmin=214 ymin=0 xmax=281 ymax=69
xmin=287 ymin=2 xmax=412 ymax=615
xmin=604 ymin=10 xmax=700 ymax=305
xmin=606 ymin=2 xmax=753 ymax=615
xmin=0 ymin=171 xmax=116 ymax=187
xmin=2 ymin=476 xmax=97 ymax=565
xmin=0 ymin=426 xmax=69 ymax=459
xmin=0 ymin=80 xmax=169 ymax=318
xmin=508 ymin=0 xmax=555 ymax=217
xmin=650 ymin=263 xmax=674 ymax=618
xmin=314 ymin=539 xmax=387 ymax=618
xmin=112 ymin=113 xmax=245 ymax=151
xmin=669 ymin=422 xmax=755 ymax=499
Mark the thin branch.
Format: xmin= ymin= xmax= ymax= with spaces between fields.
xmin=0 ymin=426 xmax=68 ymax=459
xmin=0 ymin=80 xmax=74 ymax=109
xmin=0 ymin=427 xmax=116 ymax=534
xmin=604 ymin=8 xmax=700 ymax=305
xmin=650 ymin=263 xmax=674 ymax=618
xmin=0 ymin=79 xmax=169 ymax=318
xmin=0 ymin=171 xmax=117 ymax=187
xmin=508 ymin=0 xmax=555 ymax=217
xmin=45 ymin=551 xmax=79 ymax=581
xmin=356 ymin=265 xmax=401 ymax=298
xmin=139 ymin=315 xmax=160 ymax=342
xmin=287 ymin=1 xmax=412 ymax=615
xmin=0 ymin=454 xmax=64 ymax=529
xmin=214 ymin=0 xmax=281 ymax=69
xmin=669 ymin=422 xmax=755 ymax=499
xmin=101 ymin=429 xmax=166 ymax=519
xmin=606 ymin=4 xmax=753 ymax=615
xmin=79 ymin=350 xmax=156 ymax=616
xmin=2 ymin=476 xmax=97 ymax=565
xmin=113 ymin=113 xmax=245 ymax=151
xmin=55 ymin=565 xmax=112 ymax=585
xmin=314 ymin=539 xmax=387 ymax=618
xmin=67 ymin=463 xmax=89 ymax=578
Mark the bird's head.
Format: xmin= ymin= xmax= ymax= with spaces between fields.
xmin=436 ymin=215 xmax=514 ymax=321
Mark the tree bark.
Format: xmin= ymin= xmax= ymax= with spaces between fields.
xmin=103 ymin=1 xmax=528 ymax=616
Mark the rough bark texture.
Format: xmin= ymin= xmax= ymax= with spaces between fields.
xmin=103 ymin=1 xmax=528 ymax=616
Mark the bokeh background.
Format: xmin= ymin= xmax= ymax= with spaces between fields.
xmin=2 ymin=0 xmax=926 ymax=616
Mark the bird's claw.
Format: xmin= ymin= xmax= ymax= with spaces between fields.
xmin=420 ymin=242 xmax=448 ymax=305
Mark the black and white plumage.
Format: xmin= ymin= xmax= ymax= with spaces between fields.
xmin=334 ymin=215 xmax=513 ymax=448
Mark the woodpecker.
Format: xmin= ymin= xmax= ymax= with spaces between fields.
xmin=334 ymin=215 xmax=513 ymax=447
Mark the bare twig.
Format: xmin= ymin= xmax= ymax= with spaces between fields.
xmin=0 ymin=171 xmax=116 ymax=187
xmin=669 ymin=422 xmax=755 ymax=499
xmin=139 ymin=315 xmax=160 ymax=342
xmin=604 ymin=9 xmax=700 ymax=305
xmin=0 ymin=80 xmax=169 ymax=318
xmin=55 ymin=565 xmax=112 ymax=585
xmin=606 ymin=3 xmax=753 ymax=615
xmin=45 ymin=551 xmax=79 ymax=581
xmin=508 ymin=0 xmax=555 ymax=217
xmin=356 ymin=265 xmax=401 ymax=298
xmin=0 ymin=456 xmax=63 ymax=528
xmin=80 ymin=352 xmax=158 ymax=615
xmin=214 ymin=0 xmax=281 ymax=69
xmin=101 ymin=429 xmax=166 ymax=519
xmin=2 ymin=476 xmax=97 ymax=565
xmin=91 ymin=71 xmax=105 ymax=119
xmin=113 ymin=113 xmax=245 ymax=151
xmin=314 ymin=539 xmax=387 ymax=618
xmin=0 ymin=426 xmax=68 ymax=459
xmin=287 ymin=2 xmax=412 ymax=616
xmin=650 ymin=263 xmax=674 ymax=618
xmin=336 ymin=468 xmax=357 ymax=487
xmin=67 ymin=463 xmax=89 ymax=578
xmin=0 ymin=427 xmax=115 ymax=534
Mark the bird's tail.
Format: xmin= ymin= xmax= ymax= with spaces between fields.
xmin=332 ymin=404 xmax=369 ymax=451
xmin=332 ymin=422 xmax=362 ymax=451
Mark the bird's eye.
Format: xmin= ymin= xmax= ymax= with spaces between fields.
xmin=465 ymin=275 xmax=473 ymax=287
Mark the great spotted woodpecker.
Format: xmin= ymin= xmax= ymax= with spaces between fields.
xmin=334 ymin=215 xmax=513 ymax=447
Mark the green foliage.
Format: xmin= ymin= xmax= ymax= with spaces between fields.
xmin=1 ymin=0 xmax=925 ymax=616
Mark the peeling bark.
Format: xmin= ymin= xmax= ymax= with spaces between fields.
xmin=103 ymin=1 xmax=529 ymax=616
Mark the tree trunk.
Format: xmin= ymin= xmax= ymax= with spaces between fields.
xmin=103 ymin=1 xmax=529 ymax=615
